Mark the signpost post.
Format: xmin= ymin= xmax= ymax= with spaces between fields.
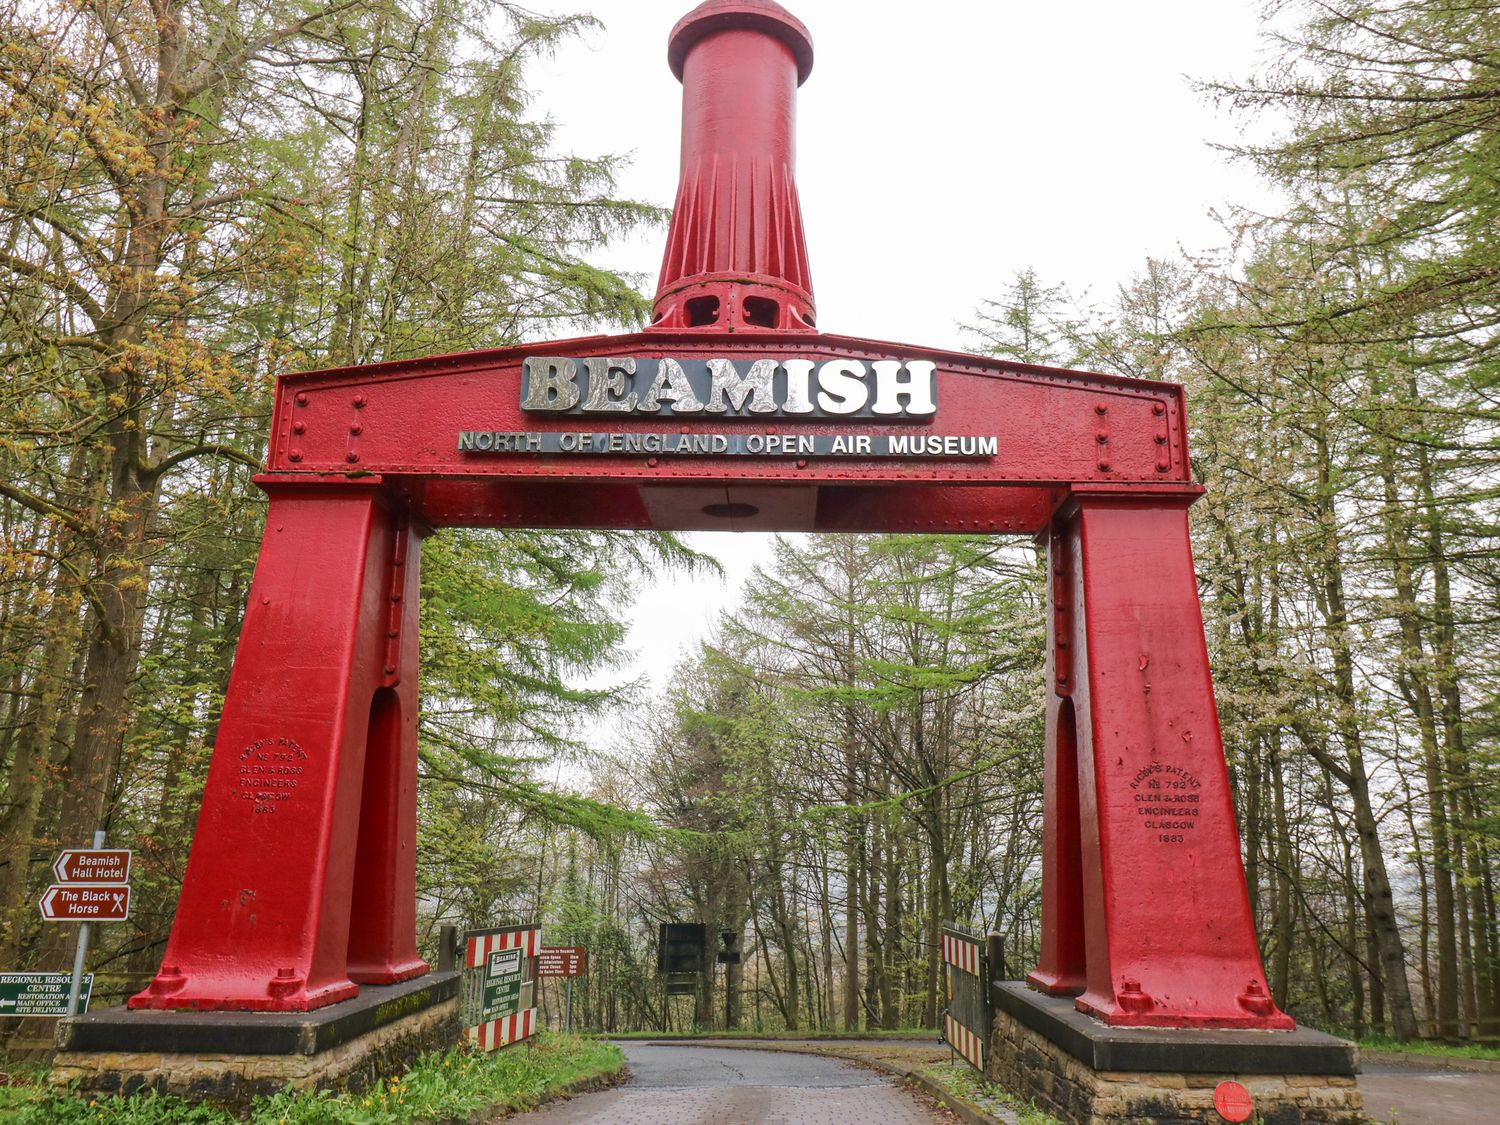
xmin=71 ymin=830 xmax=102 ymax=1017
xmin=538 ymin=947 xmax=586 ymax=1032
xmin=38 ymin=831 xmax=131 ymax=1017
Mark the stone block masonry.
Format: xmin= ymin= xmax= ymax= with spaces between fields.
xmin=988 ymin=983 xmax=1365 ymax=1125
xmin=51 ymin=998 xmax=457 ymax=1103
xmin=50 ymin=973 xmax=459 ymax=1105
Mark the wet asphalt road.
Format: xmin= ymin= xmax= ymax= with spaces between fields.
xmin=1358 ymin=1061 xmax=1500 ymax=1125
xmin=515 ymin=1040 xmax=1500 ymax=1125
xmin=521 ymin=1043 xmax=945 ymax=1123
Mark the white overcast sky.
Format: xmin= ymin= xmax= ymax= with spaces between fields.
xmin=521 ymin=0 xmax=1284 ymax=709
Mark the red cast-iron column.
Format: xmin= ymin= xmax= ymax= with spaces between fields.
xmin=1033 ymin=489 xmax=1292 ymax=1028
xmin=1028 ymin=521 xmax=1087 ymax=997
xmin=131 ymin=478 xmax=426 ymax=1011
xmin=650 ymin=0 xmax=818 ymax=332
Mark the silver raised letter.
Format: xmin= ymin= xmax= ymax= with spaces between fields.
xmin=705 ymin=358 xmax=778 ymax=413
xmin=582 ymin=357 xmax=637 ymax=412
xmin=816 ymin=359 xmax=869 ymax=414
xmin=871 ymin=360 xmax=937 ymax=416
xmin=521 ymin=357 xmax=580 ymax=411
xmin=640 ymin=358 xmax=704 ymax=413
xmin=781 ymin=359 xmax=815 ymax=414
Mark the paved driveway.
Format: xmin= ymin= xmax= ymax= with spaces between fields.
xmin=522 ymin=1043 xmax=948 ymax=1123
xmin=1359 ymin=1061 xmax=1500 ymax=1125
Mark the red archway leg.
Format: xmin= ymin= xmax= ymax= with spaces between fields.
xmin=347 ymin=516 xmax=428 ymax=984
xmin=1028 ymin=520 xmax=1086 ymax=995
xmin=1064 ymin=490 xmax=1291 ymax=1028
xmin=130 ymin=478 xmax=425 ymax=1011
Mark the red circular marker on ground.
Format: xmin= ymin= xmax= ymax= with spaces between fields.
xmin=1214 ymin=1080 xmax=1254 ymax=1122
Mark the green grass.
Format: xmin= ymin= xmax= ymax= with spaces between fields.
xmin=921 ymin=1061 xmax=1060 ymax=1125
xmin=1355 ymin=1033 xmax=1500 ymax=1062
xmin=606 ymin=1026 xmax=939 ymax=1040
xmin=0 ymin=1032 xmax=621 ymax=1123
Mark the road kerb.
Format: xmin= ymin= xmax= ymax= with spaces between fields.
xmin=1360 ymin=1049 xmax=1500 ymax=1074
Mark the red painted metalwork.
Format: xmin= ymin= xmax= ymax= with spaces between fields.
xmin=1029 ymin=493 xmax=1293 ymax=1028
xmin=132 ymin=0 xmax=1291 ymax=1034
xmin=651 ymin=1 xmax=816 ymax=332
xmin=131 ymin=482 xmax=427 ymax=1010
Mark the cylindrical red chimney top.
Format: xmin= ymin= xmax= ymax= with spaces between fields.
xmin=650 ymin=0 xmax=817 ymax=333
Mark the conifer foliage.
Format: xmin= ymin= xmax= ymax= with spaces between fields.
xmin=0 ymin=0 xmax=685 ymax=1037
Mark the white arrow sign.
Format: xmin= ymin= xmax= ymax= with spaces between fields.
xmin=39 ymin=884 xmax=130 ymax=922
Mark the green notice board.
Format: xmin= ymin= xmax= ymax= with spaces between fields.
xmin=481 ymin=948 xmax=523 ymax=1023
xmin=0 ymin=972 xmax=93 ymax=1016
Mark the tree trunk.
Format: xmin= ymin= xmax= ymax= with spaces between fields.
xmin=1309 ymin=428 xmax=1418 ymax=1040
xmin=1269 ymin=734 xmax=1296 ymax=1010
xmin=1376 ymin=448 xmax=1458 ymax=1030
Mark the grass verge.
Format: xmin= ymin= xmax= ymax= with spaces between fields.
xmin=0 ymin=1032 xmax=621 ymax=1123
xmin=920 ymin=1061 xmax=1060 ymax=1125
xmin=1354 ymin=1033 xmax=1500 ymax=1062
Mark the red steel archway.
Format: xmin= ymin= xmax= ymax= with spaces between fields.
xmin=131 ymin=0 xmax=1291 ymax=1031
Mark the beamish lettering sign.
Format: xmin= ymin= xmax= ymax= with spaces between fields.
xmin=519 ymin=356 xmax=938 ymax=419
xmin=458 ymin=431 xmax=997 ymax=458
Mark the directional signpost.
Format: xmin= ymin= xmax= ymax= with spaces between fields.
xmin=53 ymin=849 xmax=130 ymax=885
xmin=37 ymin=832 xmax=128 ymax=1017
xmin=39 ymin=884 xmax=130 ymax=922
xmin=0 ymin=973 xmax=93 ymax=1017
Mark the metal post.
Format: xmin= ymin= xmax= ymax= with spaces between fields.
xmin=66 ymin=830 xmax=106 ymax=1018
xmin=987 ymin=931 xmax=1005 ymax=1045
xmin=438 ymin=924 xmax=458 ymax=972
xmin=987 ymin=932 xmax=1006 ymax=985
xmin=564 ymin=977 xmax=573 ymax=1033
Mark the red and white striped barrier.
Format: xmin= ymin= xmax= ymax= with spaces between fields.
xmin=469 ymin=1004 xmax=534 ymax=1050
xmin=942 ymin=930 xmax=981 ymax=976
xmin=463 ymin=924 xmax=540 ymax=1052
xmin=465 ymin=925 xmax=539 ymax=967
xmin=944 ymin=1011 xmax=985 ymax=1071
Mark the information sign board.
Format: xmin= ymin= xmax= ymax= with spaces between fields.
xmin=461 ymin=925 xmax=539 ymax=1052
xmin=0 ymin=972 xmax=93 ymax=1016
xmin=538 ymin=947 xmax=586 ymax=977
xmin=481 ymin=948 xmax=524 ymax=1023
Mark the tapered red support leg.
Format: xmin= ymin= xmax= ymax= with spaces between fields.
xmin=131 ymin=478 xmax=427 ymax=1011
xmin=1029 ymin=523 xmax=1087 ymax=996
xmin=347 ymin=518 xmax=427 ymax=984
xmin=1033 ymin=490 xmax=1291 ymax=1029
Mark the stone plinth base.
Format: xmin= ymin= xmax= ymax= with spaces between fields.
xmin=50 ymin=972 xmax=459 ymax=1104
xmin=989 ymin=983 xmax=1364 ymax=1125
